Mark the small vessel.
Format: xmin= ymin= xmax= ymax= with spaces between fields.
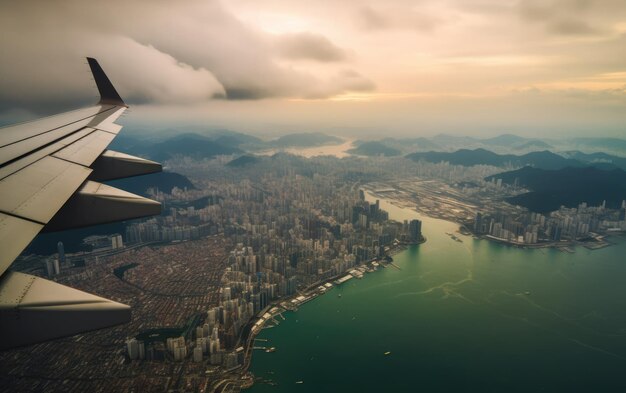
xmin=384 ymin=351 xmax=391 ymax=355
xmin=265 ymin=347 xmax=277 ymax=353
xmin=296 ymin=381 xmax=304 ymax=384
xmin=338 ymin=293 xmax=342 ymax=298
xmin=524 ymin=291 xmax=531 ymax=295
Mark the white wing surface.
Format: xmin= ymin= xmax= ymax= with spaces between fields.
xmin=0 ymin=58 xmax=162 ymax=349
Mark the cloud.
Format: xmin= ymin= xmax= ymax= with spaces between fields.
xmin=357 ymin=6 xmax=390 ymax=30
xmin=275 ymin=32 xmax=348 ymax=62
xmin=355 ymin=4 xmax=441 ymax=32
xmin=517 ymin=0 xmax=616 ymax=36
xmin=0 ymin=0 xmax=372 ymax=114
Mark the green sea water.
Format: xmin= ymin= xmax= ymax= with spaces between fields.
xmin=248 ymin=197 xmax=626 ymax=392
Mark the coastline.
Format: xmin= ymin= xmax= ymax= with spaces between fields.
xmin=365 ymin=187 xmax=619 ymax=253
xmin=227 ymin=190 xmax=623 ymax=388
xmin=214 ymin=239 xmax=418 ymax=391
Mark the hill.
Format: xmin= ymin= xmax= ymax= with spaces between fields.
xmin=348 ymin=141 xmax=401 ymax=156
xmin=271 ymin=133 xmax=342 ymax=147
xmin=569 ymin=137 xmax=626 ymax=153
xmin=406 ymin=148 xmax=583 ymax=170
xmin=487 ymin=166 xmax=626 ymax=213
xmin=227 ymin=155 xmax=261 ymax=167
xmin=109 ymin=133 xmax=244 ymax=161
xmin=380 ymin=137 xmax=441 ymax=151
xmin=561 ymin=151 xmax=626 ymax=171
xmin=514 ymin=140 xmax=553 ymax=151
xmin=145 ymin=134 xmax=242 ymax=161
xmin=481 ymin=134 xmax=527 ymax=147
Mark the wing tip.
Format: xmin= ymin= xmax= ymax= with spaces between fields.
xmin=86 ymin=57 xmax=126 ymax=107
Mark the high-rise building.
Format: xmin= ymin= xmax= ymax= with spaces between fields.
xmin=44 ymin=258 xmax=55 ymax=278
xmin=53 ymin=258 xmax=60 ymax=276
xmin=57 ymin=241 xmax=65 ymax=264
xmin=126 ymin=338 xmax=139 ymax=360
xmin=193 ymin=346 xmax=203 ymax=362
xmin=138 ymin=341 xmax=145 ymax=360
xmin=409 ymin=219 xmax=422 ymax=243
xmin=474 ymin=213 xmax=483 ymax=233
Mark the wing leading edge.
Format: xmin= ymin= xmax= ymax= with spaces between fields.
xmin=0 ymin=58 xmax=162 ymax=349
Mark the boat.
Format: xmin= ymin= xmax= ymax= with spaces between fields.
xmin=338 ymin=293 xmax=342 ymax=298
xmin=384 ymin=351 xmax=391 ymax=355
xmin=265 ymin=347 xmax=277 ymax=353
xmin=296 ymin=381 xmax=304 ymax=384
xmin=524 ymin=291 xmax=531 ymax=295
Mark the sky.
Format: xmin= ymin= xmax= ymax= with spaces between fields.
xmin=1 ymin=0 xmax=625 ymax=138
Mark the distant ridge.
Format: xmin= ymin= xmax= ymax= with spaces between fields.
xmin=406 ymin=148 xmax=586 ymax=170
xmin=227 ymin=155 xmax=261 ymax=167
xmin=109 ymin=132 xmax=244 ymax=161
xmin=270 ymin=133 xmax=342 ymax=148
xmin=562 ymin=151 xmax=626 ymax=171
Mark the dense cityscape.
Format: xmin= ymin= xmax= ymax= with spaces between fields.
xmin=2 ymin=148 xmax=625 ymax=392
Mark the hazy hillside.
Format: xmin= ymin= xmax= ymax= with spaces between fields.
xmin=406 ymin=148 xmax=587 ymax=170
xmin=227 ymin=155 xmax=261 ymax=167
xmin=270 ymin=133 xmax=342 ymax=147
xmin=514 ymin=140 xmax=553 ymax=151
xmin=109 ymin=132 xmax=244 ymax=161
xmin=487 ymin=166 xmax=626 ymax=212
xmin=562 ymin=151 xmax=626 ymax=171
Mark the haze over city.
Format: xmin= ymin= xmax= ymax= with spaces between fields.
xmin=2 ymin=0 xmax=626 ymax=137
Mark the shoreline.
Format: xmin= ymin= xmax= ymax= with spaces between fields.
xmin=215 ymin=240 xmax=418 ymax=391
xmin=366 ymin=188 xmax=620 ymax=253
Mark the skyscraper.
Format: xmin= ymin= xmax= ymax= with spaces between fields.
xmin=409 ymin=219 xmax=423 ymax=243
xmin=57 ymin=241 xmax=65 ymax=264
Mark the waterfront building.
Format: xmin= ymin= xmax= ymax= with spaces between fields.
xmin=409 ymin=219 xmax=423 ymax=243
xmin=57 ymin=241 xmax=65 ymax=264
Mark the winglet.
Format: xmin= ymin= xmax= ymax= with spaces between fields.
xmin=86 ymin=57 xmax=126 ymax=106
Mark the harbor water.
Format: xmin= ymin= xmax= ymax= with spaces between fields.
xmin=247 ymin=196 xmax=626 ymax=392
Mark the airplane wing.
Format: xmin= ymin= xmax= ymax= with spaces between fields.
xmin=0 ymin=58 xmax=162 ymax=349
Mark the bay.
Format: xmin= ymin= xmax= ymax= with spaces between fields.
xmin=247 ymin=196 xmax=626 ymax=392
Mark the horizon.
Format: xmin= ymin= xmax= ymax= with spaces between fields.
xmin=1 ymin=0 xmax=625 ymax=138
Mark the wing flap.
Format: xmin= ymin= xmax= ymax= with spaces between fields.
xmin=89 ymin=150 xmax=162 ymax=181
xmin=45 ymin=181 xmax=161 ymax=231
xmin=53 ymin=130 xmax=115 ymax=166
